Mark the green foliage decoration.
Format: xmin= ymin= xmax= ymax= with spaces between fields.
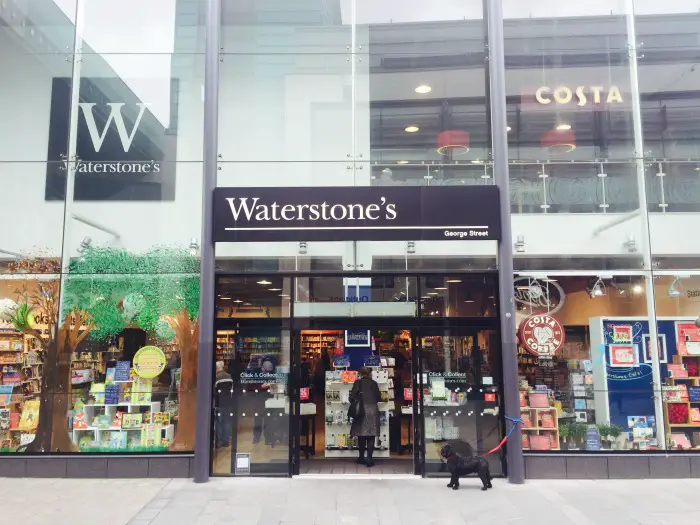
xmin=62 ymin=246 xmax=200 ymax=342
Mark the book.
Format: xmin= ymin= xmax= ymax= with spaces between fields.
xmin=520 ymin=413 xmax=532 ymax=428
xmin=690 ymin=408 xmax=700 ymax=424
xmin=105 ymin=384 xmax=120 ymax=405
xmin=122 ymin=413 xmax=143 ymax=429
xmin=0 ymin=409 xmax=10 ymax=430
xmin=115 ymin=361 xmax=131 ymax=382
xmin=73 ymin=412 xmax=88 ymax=429
xmin=540 ymin=413 xmax=555 ymax=428
xmin=97 ymin=415 xmax=111 ymax=429
xmin=528 ymin=392 xmax=549 ymax=408
xmin=105 ymin=368 xmax=116 ymax=384
xmin=112 ymin=411 xmax=124 ymax=428
xmin=89 ymin=383 xmax=106 ymax=404
xmin=671 ymin=432 xmax=692 ymax=450
xmin=18 ymin=398 xmax=40 ymax=432
xmin=689 ymin=387 xmax=700 ymax=402
xmin=132 ymin=377 xmax=152 ymax=403
xmin=667 ymin=364 xmax=688 ymax=379
xmin=109 ymin=431 xmax=127 ymax=450
xmin=152 ymin=412 xmax=170 ymax=425
xmin=340 ymin=370 xmax=357 ymax=384
xmin=140 ymin=424 xmax=160 ymax=447
xmin=663 ymin=386 xmax=683 ymax=402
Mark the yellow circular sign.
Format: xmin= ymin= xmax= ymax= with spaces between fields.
xmin=133 ymin=346 xmax=166 ymax=379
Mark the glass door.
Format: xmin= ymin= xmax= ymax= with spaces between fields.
xmin=290 ymin=322 xmax=420 ymax=475
xmin=417 ymin=328 xmax=505 ymax=477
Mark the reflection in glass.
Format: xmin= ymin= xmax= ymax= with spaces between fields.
xmin=212 ymin=329 xmax=290 ymax=475
xmin=421 ymin=333 xmax=503 ymax=476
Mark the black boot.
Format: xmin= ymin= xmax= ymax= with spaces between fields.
xmin=365 ymin=437 xmax=375 ymax=467
xmin=357 ymin=437 xmax=366 ymax=465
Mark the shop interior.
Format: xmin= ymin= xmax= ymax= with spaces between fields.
xmin=516 ymin=274 xmax=700 ymax=452
xmin=211 ymin=274 xmax=504 ymax=476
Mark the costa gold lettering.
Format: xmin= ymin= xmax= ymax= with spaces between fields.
xmin=535 ymin=85 xmax=623 ymax=106
xmin=575 ymin=86 xmax=587 ymax=106
xmin=607 ymin=86 xmax=623 ymax=103
xmin=553 ymin=86 xmax=573 ymax=104
xmin=535 ymin=86 xmax=551 ymax=104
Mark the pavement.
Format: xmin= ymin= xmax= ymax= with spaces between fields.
xmin=2 ymin=475 xmax=700 ymax=525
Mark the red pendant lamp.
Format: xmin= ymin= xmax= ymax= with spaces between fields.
xmin=541 ymin=127 xmax=576 ymax=155
xmin=437 ymin=130 xmax=470 ymax=155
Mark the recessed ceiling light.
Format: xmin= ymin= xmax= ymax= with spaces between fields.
xmin=446 ymin=279 xmax=462 ymax=283
xmin=556 ymin=123 xmax=572 ymax=131
xmin=233 ymin=299 xmax=243 ymax=303
xmin=279 ymin=294 xmax=290 ymax=297
xmin=257 ymin=279 xmax=272 ymax=285
xmin=220 ymin=297 xmax=231 ymax=300
xmin=464 ymin=299 xmax=475 ymax=303
xmin=506 ymin=126 xmax=512 ymax=132
xmin=423 ymin=174 xmax=433 ymax=180
xmin=434 ymin=287 xmax=447 ymax=290
xmin=427 ymin=292 xmax=439 ymax=295
xmin=633 ymin=283 xmax=644 ymax=294
xmin=397 ymin=160 xmax=409 ymax=165
xmin=405 ymin=125 xmax=420 ymax=133
xmin=269 ymin=288 xmax=282 ymax=291
xmin=415 ymin=85 xmax=432 ymax=94
xmin=471 ymin=159 xmax=484 ymax=164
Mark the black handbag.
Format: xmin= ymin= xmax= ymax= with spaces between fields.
xmin=348 ymin=389 xmax=365 ymax=421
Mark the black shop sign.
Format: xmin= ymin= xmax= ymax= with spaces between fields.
xmin=213 ymin=186 xmax=500 ymax=242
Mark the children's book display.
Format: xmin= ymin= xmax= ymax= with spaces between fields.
xmin=323 ymin=362 xmax=394 ymax=458
xmin=71 ymin=361 xmax=174 ymax=451
xmin=0 ymin=331 xmax=44 ymax=451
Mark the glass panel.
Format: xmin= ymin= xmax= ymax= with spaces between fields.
xmin=356 ymin=1 xmax=489 ymax=167
xmin=420 ymin=275 xmax=497 ymax=318
xmin=220 ymin=0 xmax=351 ymax=54
xmin=294 ymin=276 xmax=418 ymax=318
xmin=297 ymin=328 xmax=415 ymax=474
xmin=0 ymin=274 xmax=61 ymax=452
xmin=216 ymin=276 xmax=292 ymax=320
xmin=56 ymin=247 xmax=201 ymax=452
xmin=212 ymin=328 xmax=291 ymax=475
xmin=0 ymin=32 xmax=73 ymax=163
xmin=217 ymin=54 xmax=353 ymax=163
xmin=421 ymin=332 xmax=504 ymax=477
xmin=79 ymin=0 xmax=204 ymax=54
xmin=516 ymin=273 xmax=665 ymax=452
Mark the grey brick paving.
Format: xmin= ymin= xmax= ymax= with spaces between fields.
xmin=1 ymin=476 xmax=700 ymax=524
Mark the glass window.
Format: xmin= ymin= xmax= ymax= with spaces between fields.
xmin=212 ymin=328 xmax=291 ymax=475
xmin=515 ymin=273 xmax=665 ymax=452
xmin=55 ymin=246 xmax=201 ymax=452
xmin=421 ymin=331 xmax=503 ymax=476
xmin=420 ymin=275 xmax=497 ymax=318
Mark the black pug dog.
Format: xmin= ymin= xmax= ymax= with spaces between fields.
xmin=440 ymin=443 xmax=493 ymax=491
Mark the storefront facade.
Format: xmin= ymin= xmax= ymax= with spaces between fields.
xmin=2 ymin=0 xmax=700 ymax=480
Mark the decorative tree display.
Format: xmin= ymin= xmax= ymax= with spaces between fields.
xmin=5 ymin=278 xmax=93 ymax=452
xmin=63 ymin=246 xmax=200 ymax=450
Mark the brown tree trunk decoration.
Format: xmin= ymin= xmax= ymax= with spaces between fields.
xmin=48 ymin=309 xmax=94 ymax=452
xmin=166 ymin=308 xmax=199 ymax=451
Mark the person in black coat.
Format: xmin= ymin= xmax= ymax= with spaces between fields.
xmin=349 ymin=367 xmax=382 ymax=467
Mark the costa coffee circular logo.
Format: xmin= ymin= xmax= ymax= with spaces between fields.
xmin=518 ymin=314 xmax=565 ymax=358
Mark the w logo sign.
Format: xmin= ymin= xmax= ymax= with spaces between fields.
xmin=45 ymin=77 xmax=177 ymax=202
xmin=78 ymin=102 xmax=149 ymax=153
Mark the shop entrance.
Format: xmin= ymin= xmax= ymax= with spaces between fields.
xmin=211 ymin=273 xmax=505 ymax=477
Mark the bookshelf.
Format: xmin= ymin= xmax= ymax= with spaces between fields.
xmin=662 ymin=354 xmax=700 ymax=449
